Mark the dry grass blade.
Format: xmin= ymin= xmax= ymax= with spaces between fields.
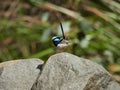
xmin=82 ymin=5 xmax=120 ymax=30
xmin=4 ymin=0 xmax=20 ymax=18
xmin=36 ymin=2 xmax=84 ymax=21
xmin=102 ymin=0 xmax=120 ymax=14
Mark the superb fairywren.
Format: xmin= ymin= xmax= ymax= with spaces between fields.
xmin=52 ymin=22 xmax=69 ymax=48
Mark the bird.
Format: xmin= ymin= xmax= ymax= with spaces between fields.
xmin=52 ymin=22 xmax=69 ymax=48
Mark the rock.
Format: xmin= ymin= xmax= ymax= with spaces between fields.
xmin=0 ymin=58 xmax=44 ymax=90
xmin=32 ymin=53 xmax=120 ymax=90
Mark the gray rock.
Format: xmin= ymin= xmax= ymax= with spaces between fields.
xmin=0 ymin=58 xmax=44 ymax=90
xmin=32 ymin=53 xmax=120 ymax=90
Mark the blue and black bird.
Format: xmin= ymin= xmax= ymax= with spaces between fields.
xmin=52 ymin=22 xmax=69 ymax=48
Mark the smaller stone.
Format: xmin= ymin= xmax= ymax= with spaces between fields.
xmin=0 ymin=58 xmax=44 ymax=90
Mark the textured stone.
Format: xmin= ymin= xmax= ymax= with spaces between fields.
xmin=32 ymin=53 xmax=120 ymax=90
xmin=0 ymin=59 xmax=44 ymax=90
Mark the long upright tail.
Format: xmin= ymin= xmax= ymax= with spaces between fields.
xmin=60 ymin=22 xmax=65 ymax=39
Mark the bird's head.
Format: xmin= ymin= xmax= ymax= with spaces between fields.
xmin=52 ymin=36 xmax=63 ymax=47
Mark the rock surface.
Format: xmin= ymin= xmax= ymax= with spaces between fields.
xmin=0 ymin=59 xmax=44 ymax=90
xmin=32 ymin=53 xmax=120 ymax=90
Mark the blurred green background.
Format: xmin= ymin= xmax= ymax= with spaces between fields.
xmin=0 ymin=0 xmax=120 ymax=82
